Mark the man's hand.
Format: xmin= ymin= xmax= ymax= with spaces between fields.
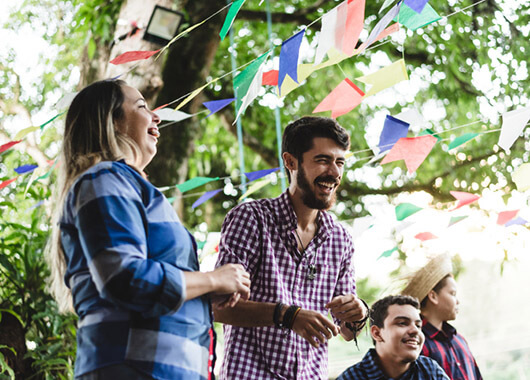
xmin=325 ymin=294 xmax=367 ymax=323
xmin=291 ymin=309 xmax=339 ymax=348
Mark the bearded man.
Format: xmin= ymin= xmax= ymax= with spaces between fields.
xmin=214 ymin=116 xmax=368 ymax=379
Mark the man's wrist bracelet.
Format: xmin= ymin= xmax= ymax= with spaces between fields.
xmin=273 ymin=302 xmax=284 ymax=328
xmin=282 ymin=304 xmax=301 ymax=329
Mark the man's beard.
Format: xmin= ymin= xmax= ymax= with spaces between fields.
xmin=297 ymin=164 xmax=338 ymax=210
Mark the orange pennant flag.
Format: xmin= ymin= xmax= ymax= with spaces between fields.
xmin=0 ymin=140 xmax=22 ymax=154
xmin=0 ymin=177 xmax=17 ymax=190
xmin=110 ymin=50 xmax=160 ymax=65
xmin=415 ymin=232 xmax=437 ymax=241
xmin=380 ymin=135 xmax=437 ymax=173
xmin=313 ymin=78 xmax=365 ymax=118
xmin=341 ymin=0 xmax=365 ymax=56
xmin=450 ymin=191 xmax=480 ymax=210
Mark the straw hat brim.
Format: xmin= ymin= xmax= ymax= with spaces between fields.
xmin=401 ymin=254 xmax=453 ymax=303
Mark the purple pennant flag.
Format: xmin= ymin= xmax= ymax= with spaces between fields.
xmin=192 ymin=189 xmax=223 ymax=209
xmin=203 ymin=98 xmax=237 ymax=118
xmin=378 ymin=115 xmax=410 ymax=152
xmin=505 ymin=216 xmax=528 ymax=227
xmin=404 ymin=0 xmax=430 ymax=14
xmin=244 ymin=167 xmax=280 ymax=182
xmin=14 ymin=164 xmax=38 ymax=175
xmin=278 ymin=29 xmax=306 ymax=94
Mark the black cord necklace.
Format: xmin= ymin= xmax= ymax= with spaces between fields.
xmin=294 ymin=214 xmax=319 ymax=281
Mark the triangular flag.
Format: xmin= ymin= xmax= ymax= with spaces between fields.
xmin=379 ymin=0 xmax=396 ymax=13
xmin=238 ymin=178 xmax=271 ymax=201
xmin=154 ymin=108 xmax=192 ymax=122
xmin=395 ymin=203 xmax=422 ymax=221
xmin=0 ymin=140 xmax=22 ymax=154
xmin=497 ymin=210 xmax=519 ymax=225
xmin=448 ymin=133 xmax=479 ymax=150
xmin=404 ymin=0 xmax=430 ymax=14
xmin=38 ymin=159 xmax=59 ymax=180
xmin=235 ymin=53 xmax=269 ymax=121
xmin=394 ymin=109 xmax=424 ymax=128
xmin=109 ymin=50 xmax=160 ymax=65
xmin=419 ymin=128 xmax=441 ymax=141
xmin=0 ymin=177 xmax=17 ymax=190
xmin=498 ymin=106 xmax=530 ymax=151
xmin=341 ymin=0 xmax=365 ymax=56
xmin=378 ymin=246 xmax=397 ymax=260
xmin=262 ymin=70 xmax=279 ymax=86
xmin=244 ymin=167 xmax=279 ymax=182
xmin=55 ymin=92 xmax=78 ymax=110
xmin=450 ymin=191 xmax=480 ymax=210
xmin=512 ymin=163 xmax=530 ymax=191
xmin=394 ymin=2 xmax=441 ymax=31
xmin=378 ymin=115 xmax=410 ymax=152
xmin=314 ymin=2 xmax=345 ymax=65
xmin=234 ymin=51 xmax=270 ymax=112
xmin=192 ymin=189 xmax=223 ymax=209
xmin=39 ymin=112 xmax=65 ymax=130
xmin=14 ymin=126 xmax=40 ymax=140
xmin=505 ymin=217 xmax=527 ymax=227
xmin=356 ymin=59 xmax=408 ymax=97
xmin=203 ymin=98 xmax=236 ymax=118
xmin=176 ymin=177 xmax=220 ymax=193
xmin=14 ymin=164 xmax=38 ymax=175
xmin=355 ymin=3 xmax=401 ymax=55
xmin=415 ymin=232 xmax=437 ymax=241
xmin=448 ymin=215 xmax=468 ymax=227
xmin=278 ymin=29 xmax=306 ymax=93
xmin=313 ymin=78 xmax=365 ymax=118
xmin=381 ymin=135 xmax=437 ymax=174
xmin=219 ymin=0 xmax=246 ymax=41
xmin=175 ymin=82 xmax=213 ymax=111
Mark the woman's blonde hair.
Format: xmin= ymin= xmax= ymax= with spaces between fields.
xmin=46 ymin=80 xmax=141 ymax=313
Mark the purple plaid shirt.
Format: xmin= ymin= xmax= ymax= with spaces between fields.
xmin=216 ymin=191 xmax=356 ymax=379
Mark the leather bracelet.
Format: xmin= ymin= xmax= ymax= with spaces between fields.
xmin=273 ymin=302 xmax=284 ymax=328
xmin=282 ymin=304 xmax=301 ymax=329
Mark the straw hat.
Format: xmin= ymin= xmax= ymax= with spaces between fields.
xmin=402 ymin=254 xmax=453 ymax=303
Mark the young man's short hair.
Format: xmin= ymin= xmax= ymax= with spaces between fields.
xmin=370 ymin=295 xmax=420 ymax=329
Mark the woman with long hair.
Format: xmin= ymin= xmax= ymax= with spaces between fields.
xmin=47 ymin=80 xmax=250 ymax=379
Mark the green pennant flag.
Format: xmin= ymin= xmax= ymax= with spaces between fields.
xmin=394 ymin=3 xmax=441 ymax=31
xmin=233 ymin=51 xmax=270 ymax=112
xmin=448 ymin=133 xmax=479 ymax=150
xmin=176 ymin=176 xmax=219 ymax=193
xmin=448 ymin=215 xmax=468 ymax=227
xmin=378 ymin=246 xmax=398 ymax=260
xmin=395 ymin=203 xmax=423 ymax=221
xmin=219 ymin=0 xmax=246 ymax=41
xmin=419 ymin=128 xmax=441 ymax=141
xmin=40 ymin=111 xmax=65 ymax=130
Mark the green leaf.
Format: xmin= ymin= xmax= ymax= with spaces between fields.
xmin=87 ymin=38 xmax=96 ymax=60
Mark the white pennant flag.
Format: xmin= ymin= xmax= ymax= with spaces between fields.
xmin=155 ymin=108 xmax=192 ymax=122
xmin=356 ymin=2 xmax=401 ymax=54
xmin=498 ymin=105 xmax=530 ymax=151
xmin=234 ymin=61 xmax=266 ymax=123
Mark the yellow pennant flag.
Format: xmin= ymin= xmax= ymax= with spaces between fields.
xmin=356 ymin=59 xmax=408 ymax=97
xmin=15 ymin=126 xmax=40 ymax=140
xmin=175 ymin=79 xmax=219 ymax=111
xmin=238 ymin=178 xmax=271 ymax=201
xmin=512 ymin=163 xmax=530 ymax=192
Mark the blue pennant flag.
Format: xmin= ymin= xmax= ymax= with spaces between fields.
xmin=244 ymin=167 xmax=280 ymax=182
xmin=278 ymin=29 xmax=306 ymax=94
xmin=378 ymin=115 xmax=410 ymax=152
xmin=203 ymin=98 xmax=237 ymax=118
xmin=404 ymin=0 xmax=430 ymax=14
xmin=14 ymin=164 xmax=38 ymax=175
xmin=192 ymin=189 xmax=223 ymax=209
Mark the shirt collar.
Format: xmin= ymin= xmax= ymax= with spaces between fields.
xmin=421 ymin=317 xmax=457 ymax=340
xmin=359 ymin=349 xmax=419 ymax=380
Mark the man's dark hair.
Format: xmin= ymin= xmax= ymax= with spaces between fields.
xmin=281 ymin=116 xmax=350 ymax=181
xmin=370 ymin=295 xmax=420 ymax=329
xmin=420 ymin=274 xmax=453 ymax=308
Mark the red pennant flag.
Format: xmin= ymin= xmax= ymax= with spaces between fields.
xmin=110 ymin=49 xmax=160 ymax=65
xmin=0 ymin=140 xmax=22 ymax=154
xmin=450 ymin=191 xmax=480 ymax=210
xmin=381 ymin=135 xmax=437 ymax=173
xmin=497 ymin=210 xmax=519 ymax=225
xmin=262 ymin=70 xmax=279 ymax=86
xmin=415 ymin=232 xmax=438 ymax=241
xmin=0 ymin=177 xmax=17 ymax=190
xmin=313 ymin=78 xmax=365 ymax=118
xmin=342 ymin=0 xmax=365 ymax=56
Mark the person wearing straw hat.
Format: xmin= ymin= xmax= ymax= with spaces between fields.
xmin=337 ymin=295 xmax=449 ymax=380
xmin=402 ymin=254 xmax=483 ymax=380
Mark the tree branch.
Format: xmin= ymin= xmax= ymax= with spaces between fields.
xmin=238 ymin=0 xmax=334 ymax=25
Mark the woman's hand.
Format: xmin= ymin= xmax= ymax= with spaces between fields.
xmin=209 ymin=264 xmax=250 ymax=308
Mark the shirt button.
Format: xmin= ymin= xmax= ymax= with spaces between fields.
xmin=457 ymin=362 xmax=461 ymax=366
